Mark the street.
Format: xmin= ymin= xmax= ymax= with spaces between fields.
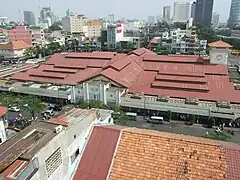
xmin=124 ymin=116 xmax=240 ymax=144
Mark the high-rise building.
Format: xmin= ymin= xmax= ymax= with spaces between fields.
xmin=40 ymin=7 xmax=53 ymax=27
xmin=107 ymin=24 xmax=116 ymax=49
xmin=62 ymin=14 xmax=87 ymax=33
xmin=163 ymin=6 xmax=171 ymax=22
xmin=228 ymin=0 xmax=240 ymax=28
xmin=191 ymin=2 xmax=196 ymax=19
xmin=24 ymin=11 xmax=36 ymax=25
xmin=156 ymin=15 xmax=162 ymax=23
xmin=108 ymin=14 xmax=114 ymax=23
xmin=195 ymin=0 xmax=214 ymax=27
xmin=148 ymin=16 xmax=155 ymax=25
xmin=212 ymin=12 xmax=220 ymax=28
xmin=173 ymin=2 xmax=190 ymax=23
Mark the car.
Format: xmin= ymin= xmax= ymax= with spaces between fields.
xmin=8 ymin=106 xmax=21 ymax=112
xmin=48 ymin=104 xmax=62 ymax=111
xmin=42 ymin=109 xmax=54 ymax=116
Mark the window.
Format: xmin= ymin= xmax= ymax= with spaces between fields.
xmin=74 ymin=134 xmax=76 ymax=139
xmin=110 ymin=94 xmax=113 ymax=97
xmin=71 ymin=149 xmax=80 ymax=164
xmin=78 ymin=90 xmax=80 ymax=93
xmin=45 ymin=148 xmax=62 ymax=177
xmin=0 ymin=138 xmax=2 ymax=144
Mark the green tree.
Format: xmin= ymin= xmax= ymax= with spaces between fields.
xmin=167 ymin=110 xmax=172 ymax=122
xmin=22 ymin=96 xmax=45 ymax=118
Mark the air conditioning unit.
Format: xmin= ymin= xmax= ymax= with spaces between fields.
xmin=54 ymin=125 xmax=63 ymax=133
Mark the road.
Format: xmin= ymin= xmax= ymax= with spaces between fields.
xmin=123 ymin=116 xmax=240 ymax=144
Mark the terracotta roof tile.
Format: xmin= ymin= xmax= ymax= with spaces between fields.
xmin=224 ymin=147 xmax=240 ymax=180
xmin=0 ymin=40 xmax=30 ymax=50
xmin=208 ymin=40 xmax=232 ymax=48
xmin=109 ymin=128 xmax=228 ymax=180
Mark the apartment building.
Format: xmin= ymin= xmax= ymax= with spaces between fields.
xmin=62 ymin=14 xmax=87 ymax=33
xmin=29 ymin=25 xmax=45 ymax=46
xmin=84 ymin=19 xmax=103 ymax=38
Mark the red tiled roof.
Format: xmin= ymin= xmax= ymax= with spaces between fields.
xmin=65 ymin=52 xmax=116 ymax=59
xmin=224 ymin=147 xmax=240 ymax=180
xmin=155 ymin=74 xmax=207 ymax=84
xmin=0 ymin=40 xmax=31 ymax=50
xmin=143 ymin=54 xmax=201 ymax=63
xmin=10 ymin=48 xmax=240 ymax=103
xmin=2 ymin=160 xmax=29 ymax=179
xmin=109 ymin=128 xmax=229 ymax=180
xmin=73 ymin=126 xmax=122 ymax=180
xmin=0 ymin=106 xmax=8 ymax=117
xmin=152 ymin=81 xmax=209 ymax=91
xmin=129 ymin=48 xmax=157 ymax=56
xmin=208 ymin=40 xmax=232 ymax=48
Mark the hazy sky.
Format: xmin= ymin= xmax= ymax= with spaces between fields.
xmin=1 ymin=0 xmax=231 ymax=23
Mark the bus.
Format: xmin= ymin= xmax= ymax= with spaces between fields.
xmin=147 ymin=116 xmax=164 ymax=124
xmin=125 ymin=112 xmax=137 ymax=121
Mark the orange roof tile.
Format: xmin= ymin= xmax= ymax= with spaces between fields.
xmin=0 ymin=40 xmax=31 ymax=50
xmin=108 ymin=128 xmax=228 ymax=180
xmin=208 ymin=40 xmax=232 ymax=48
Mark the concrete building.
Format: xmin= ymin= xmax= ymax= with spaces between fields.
xmin=173 ymin=2 xmax=190 ymax=23
xmin=195 ymin=0 xmax=214 ymax=27
xmin=156 ymin=15 xmax=162 ymax=23
xmin=228 ymin=0 xmax=240 ymax=28
xmin=163 ymin=6 xmax=171 ymax=22
xmin=29 ymin=25 xmax=45 ymax=46
xmin=108 ymin=13 xmax=114 ymax=23
xmin=0 ymin=26 xmax=32 ymax=45
xmin=62 ymin=14 xmax=87 ymax=33
xmin=40 ymin=7 xmax=53 ymax=27
xmin=191 ymin=2 xmax=196 ymax=19
xmin=0 ymin=108 xmax=113 ymax=180
xmin=0 ymin=17 xmax=8 ymax=25
xmin=107 ymin=24 xmax=117 ymax=49
xmin=24 ymin=11 xmax=36 ymax=26
xmin=168 ymin=28 xmax=202 ymax=52
xmin=115 ymin=23 xmax=139 ymax=43
xmin=148 ymin=16 xmax=155 ymax=25
xmin=231 ymin=29 xmax=240 ymax=39
xmin=0 ymin=106 xmax=8 ymax=144
xmin=212 ymin=12 xmax=220 ymax=28
xmin=85 ymin=19 xmax=103 ymax=38
xmin=72 ymin=125 xmax=240 ymax=180
xmin=0 ymin=40 xmax=31 ymax=59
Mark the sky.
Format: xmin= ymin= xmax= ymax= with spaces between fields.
xmin=1 ymin=0 xmax=231 ymax=23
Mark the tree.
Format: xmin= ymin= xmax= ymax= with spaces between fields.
xmin=22 ymin=96 xmax=45 ymax=118
xmin=167 ymin=110 xmax=172 ymax=122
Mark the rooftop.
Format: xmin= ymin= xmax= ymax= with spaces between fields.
xmin=0 ymin=106 xmax=7 ymax=117
xmin=0 ymin=40 xmax=31 ymax=50
xmin=0 ymin=122 xmax=58 ymax=172
xmin=208 ymin=40 xmax=233 ymax=48
xmin=10 ymin=45 xmax=240 ymax=103
xmin=74 ymin=125 xmax=240 ymax=180
xmin=49 ymin=108 xmax=97 ymax=127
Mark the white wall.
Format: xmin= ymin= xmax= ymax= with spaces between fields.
xmin=209 ymin=48 xmax=229 ymax=65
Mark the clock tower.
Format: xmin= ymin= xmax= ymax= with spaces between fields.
xmin=208 ymin=40 xmax=232 ymax=65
